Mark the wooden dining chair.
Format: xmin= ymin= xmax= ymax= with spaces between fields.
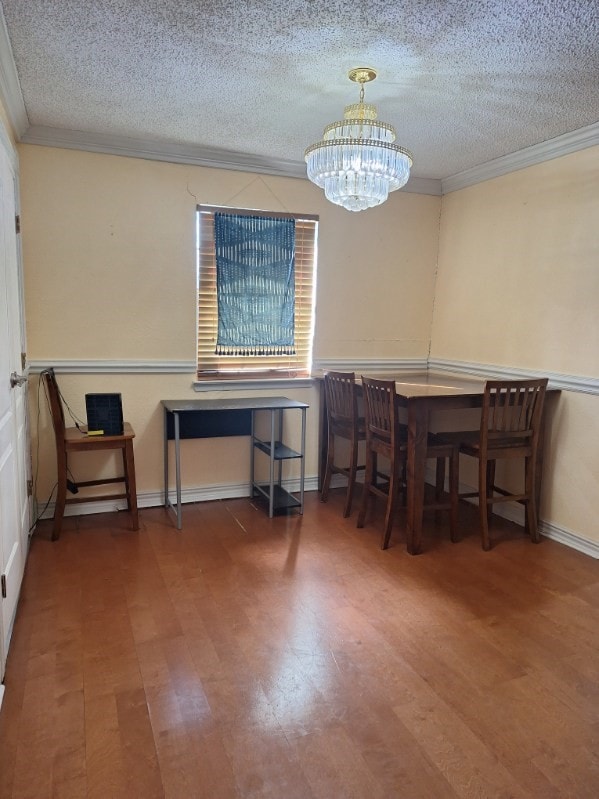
xmin=42 ymin=369 xmax=139 ymax=541
xmin=356 ymin=377 xmax=459 ymax=549
xmin=320 ymin=371 xmax=366 ymax=517
xmin=439 ymin=378 xmax=548 ymax=550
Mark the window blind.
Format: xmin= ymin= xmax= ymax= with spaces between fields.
xmin=197 ymin=206 xmax=318 ymax=378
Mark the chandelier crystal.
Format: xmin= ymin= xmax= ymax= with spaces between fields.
xmin=304 ymin=67 xmax=412 ymax=212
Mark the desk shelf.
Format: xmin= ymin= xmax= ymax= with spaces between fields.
xmin=253 ymin=483 xmax=302 ymax=511
xmin=253 ymin=440 xmax=303 ymax=460
xmin=251 ymin=405 xmax=307 ymax=517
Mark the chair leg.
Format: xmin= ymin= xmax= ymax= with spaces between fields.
xmin=435 ymin=457 xmax=445 ymax=503
xmin=478 ymin=457 xmax=491 ymax=551
xmin=525 ymin=455 xmax=540 ymax=543
xmin=486 ymin=460 xmax=495 ymax=525
xmin=381 ymin=455 xmax=402 ymax=550
xmin=320 ymin=430 xmax=334 ymax=503
xmin=449 ymin=449 xmax=459 ymax=543
xmin=343 ymin=437 xmax=359 ymax=518
xmin=52 ymin=450 xmax=68 ymax=542
xmin=356 ymin=448 xmax=373 ymax=529
xmin=123 ymin=441 xmax=139 ymax=531
xmin=432 ymin=456 xmax=445 ymax=524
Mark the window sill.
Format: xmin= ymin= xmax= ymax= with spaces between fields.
xmin=192 ymin=377 xmax=316 ymax=392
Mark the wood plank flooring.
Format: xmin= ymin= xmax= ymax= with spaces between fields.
xmin=0 ymin=492 xmax=598 ymax=798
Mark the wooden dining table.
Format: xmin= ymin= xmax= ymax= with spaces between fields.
xmin=318 ymin=370 xmax=555 ymax=555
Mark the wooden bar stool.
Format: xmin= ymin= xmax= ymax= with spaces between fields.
xmin=438 ymin=378 xmax=548 ymax=550
xmin=42 ymin=369 xmax=139 ymax=541
xmin=320 ymin=371 xmax=366 ymax=517
xmin=357 ymin=377 xmax=459 ymax=549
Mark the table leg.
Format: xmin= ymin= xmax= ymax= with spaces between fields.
xmin=163 ymin=406 xmax=169 ymax=508
xmin=299 ymin=407 xmax=306 ymax=514
xmin=174 ymin=411 xmax=182 ymax=529
xmin=531 ymin=411 xmax=547 ymax=543
xmin=318 ymin=379 xmax=327 ymax=491
xmin=277 ymin=408 xmax=283 ymax=489
xmin=250 ymin=409 xmax=255 ymax=499
xmin=269 ymin=409 xmax=275 ymax=518
xmin=406 ymin=400 xmax=429 ymax=555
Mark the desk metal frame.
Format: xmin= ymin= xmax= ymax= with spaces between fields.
xmin=163 ymin=396 xmax=308 ymax=529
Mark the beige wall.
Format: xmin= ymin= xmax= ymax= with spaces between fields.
xmin=19 ymin=144 xmax=441 ymax=501
xmin=431 ymin=146 xmax=599 ymax=543
xmin=20 ymin=141 xmax=598 ymax=547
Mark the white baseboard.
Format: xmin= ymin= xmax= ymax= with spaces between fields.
xmin=430 ymin=466 xmax=599 ymax=559
xmin=36 ymin=473 xmax=598 ymax=560
xmin=37 ymin=476 xmax=320 ymax=520
xmin=294 ymin=471 xmax=599 ymax=559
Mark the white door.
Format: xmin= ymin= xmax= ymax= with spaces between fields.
xmin=0 ymin=140 xmax=29 ymax=681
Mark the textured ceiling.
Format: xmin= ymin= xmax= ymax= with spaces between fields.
xmin=2 ymin=0 xmax=599 ymax=181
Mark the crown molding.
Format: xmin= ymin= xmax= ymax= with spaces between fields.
xmin=20 ymin=124 xmax=442 ymax=195
xmin=20 ymin=125 xmax=309 ymax=179
xmin=442 ymin=121 xmax=599 ymax=194
xmin=1 ymin=12 xmax=594 ymax=200
xmin=0 ymin=6 xmax=28 ymax=137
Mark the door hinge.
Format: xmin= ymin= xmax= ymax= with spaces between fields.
xmin=1 ymin=574 xmax=6 ymax=599
xmin=15 ymin=214 xmax=20 ymax=234
xmin=27 ymin=479 xmax=33 ymax=497
xmin=21 ymin=352 xmax=27 ymax=371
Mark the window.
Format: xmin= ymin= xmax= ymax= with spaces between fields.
xmin=197 ymin=205 xmax=318 ymax=379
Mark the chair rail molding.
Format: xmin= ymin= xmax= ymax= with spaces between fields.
xmin=315 ymin=356 xmax=598 ymax=395
xmin=29 ymin=359 xmax=197 ymax=374
xmin=428 ymin=358 xmax=599 ymax=396
xmin=314 ymin=357 xmax=428 ymax=374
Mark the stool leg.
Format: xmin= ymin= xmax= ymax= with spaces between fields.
xmin=449 ymin=449 xmax=459 ymax=543
xmin=321 ymin=429 xmax=334 ymax=503
xmin=479 ymin=457 xmax=491 ymax=551
xmin=123 ymin=441 xmax=139 ymax=531
xmin=434 ymin=456 xmax=445 ymax=524
xmin=343 ymin=436 xmax=359 ymax=518
xmin=52 ymin=448 xmax=68 ymax=542
xmin=525 ymin=454 xmax=540 ymax=543
xmin=381 ymin=452 xmax=402 ymax=550
xmin=357 ymin=447 xmax=373 ymax=529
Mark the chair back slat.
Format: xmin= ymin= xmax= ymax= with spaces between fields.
xmin=42 ymin=369 xmax=67 ymax=443
xmin=324 ymin=371 xmax=357 ymax=426
xmin=361 ymin=377 xmax=399 ymax=448
xmin=482 ymin=379 xmax=548 ymax=450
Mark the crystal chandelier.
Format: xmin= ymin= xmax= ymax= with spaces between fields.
xmin=304 ymin=68 xmax=412 ymax=212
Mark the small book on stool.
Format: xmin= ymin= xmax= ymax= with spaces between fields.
xmin=85 ymin=393 xmax=124 ymax=436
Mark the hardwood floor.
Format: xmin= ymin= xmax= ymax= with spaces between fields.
xmin=1 ymin=492 xmax=598 ymax=798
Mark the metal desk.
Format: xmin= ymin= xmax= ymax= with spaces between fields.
xmin=162 ymin=397 xmax=308 ymax=529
